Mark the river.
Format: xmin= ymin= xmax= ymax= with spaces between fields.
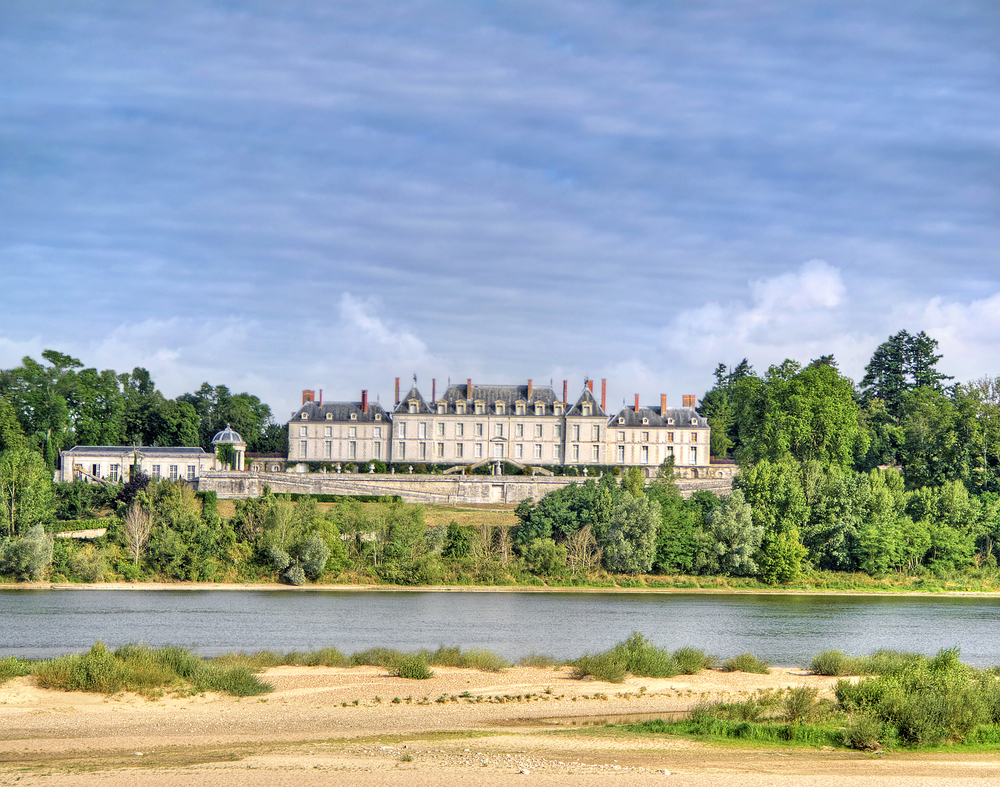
xmin=2 ymin=589 xmax=999 ymax=667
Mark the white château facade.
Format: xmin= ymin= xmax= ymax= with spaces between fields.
xmin=287 ymin=379 xmax=713 ymax=477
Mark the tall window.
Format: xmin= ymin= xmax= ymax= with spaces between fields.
xmin=515 ymin=423 xmax=524 ymax=438
xmin=493 ymin=443 xmax=504 ymax=458
xmin=169 ymin=465 xmax=179 ymax=481
xmin=572 ymin=445 xmax=580 ymax=462
xmin=515 ymin=444 xmax=523 ymax=459
xmin=374 ymin=442 xmax=381 ymax=459
xmin=474 ymin=443 xmax=483 ymax=458
xmin=475 ymin=423 xmax=483 ymax=437
xmin=617 ymin=445 xmax=625 ymax=463
xmin=324 ymin=441 xmax=332 ymax=458
xmin=436 ymin=442 xmax=444 ymax=458
xmin=494 ymin=423 xmax=503 ymax=437
xmin=349 ymin=441 xmax=357 ymax=459
xmin=324 ymin=426 xmax=332 ymax=437
xmin=151 ymin=465 xmax=161 ymax=479
xmin=572 ymin=424 xmax=580 ymax=441
xmin=591 ymin=445 xmax=599 ymax=462
xmin=641 ymin=446 xmax=649 ymax=463
xmin=456 ymin=423 xmax=464 ymax=437
xmin=399 ymin=443 xmax=406 ymax=460
xmin=553 ymin=446 xmax=561 ymax=461
xmin=419 ymin=442 xmax=427 ymax=460
xmin=690 ymin=447 xmax=698 ymax=464
xmin=534 ymin=424 xmax=542 ymax=438
xmin=418 ymin=422 xmax=427 ymax=439
xmin=299 ymin=426 xmax=307 ymax=437
xmin=534 ymin=444 xmax=542 ymax=459
xmin=437 ymin=422 xmax=445 ymax=436
xmin=592 ymin=425 xmax=600 ymax=441
xmin=109 ymin=464 xmax=120 ymax=482
xmin=456 ymin=443 xmax=464 ymax=458
xmin=299 ymin=440 xmax=307 ymax=457
xmin=373 ymin=426 xmax=381 ymax=438
xmin=349 ymin=426 xmax=357 ymax=438
xmin=187 ymin=465 xmax=196 ymax=481
xmin=397 ymin=422 xmax=407 ymax=439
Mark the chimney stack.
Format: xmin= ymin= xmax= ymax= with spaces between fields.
xmin=586 ymin=379 xmax=594 ymax=393
xmin=563 ymin=380 xmax=568 ymax=406
xmin=601 ymin=379 xmax=607 ymax=412
xmin=661 ymin=393 xmax=667 ymax=414
xmin=361 ymin=390 xmax=368 ymax=414
xmin=635 ymin=393 xmax=640 ymax=412
xmin=683 ymin=394 xmax=696 ymax=408
xmin=432 ymin=378 xmax=436 ymax=403
xmin=467 ymin=378 xmax=473 ymax=399
xmin=527 ymin=379 xmax=533 ymax=400
xmin=302 ymin=390 xmax=315 ymax=405
xmin=394 ymin=378 xmax=400 ymax=405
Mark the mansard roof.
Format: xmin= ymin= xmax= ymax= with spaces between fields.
xmin=565 ymin=386 xmax=607 ymax=418
xmin=608 ymin=406 xmax=705 ymax=428
xmin=393 ymin=385 xmax=431 ymax=415
xmin=432 ymin=382 xmax=562 ymax=414
xmin=293 ymin=400 xmax=390 ymax=422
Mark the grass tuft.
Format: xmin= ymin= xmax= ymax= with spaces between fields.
xmin=721 ymin=653 xmax=770 ymax=674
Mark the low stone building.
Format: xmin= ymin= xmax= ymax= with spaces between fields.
xmin=58 ymin=445 xmax=214 ymax=484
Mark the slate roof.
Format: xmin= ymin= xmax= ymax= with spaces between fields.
xmin=393 ymin=385 xmax=431 ymax=415
xmin=293 ymin=400 xmax=391 ymax=423
xmin=434 ymin=382 xmax=562 ymax=415
xmin=565 ymin=386 xmax=607 ymax=418
xmin=62 ymin=446 xmax=208 ymax=456
xmin=607 ymin=406 xmax=706 ymax=428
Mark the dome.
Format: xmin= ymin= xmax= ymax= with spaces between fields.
xmin=212 ymin=424 xmax=245 ymax=445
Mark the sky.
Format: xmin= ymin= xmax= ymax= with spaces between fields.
xmin=1 ymin=1 xmax=997 ymax=422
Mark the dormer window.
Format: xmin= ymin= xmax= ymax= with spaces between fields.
xmin=496 ymin=401 xmax=505 ymax=415
xmin=534 ymin=403 xmax=544 ymax=416
xmin=301 ymin=413 xmax=309 ymax=420
xmin=582 ymin=404 xmax=592 ymax=416
xmin=475 ymin=402 xmax=484 ymax=415
xmin=642 ymin=418 xmax=649 ymax=425
xmin=350 ymin=413 xmax=358 ymax=421
xmin=618 ymin=416 xmax=625 ymax=424
xmin=375 ymin=413 xmax=382 ymax=421
xmin=691 ymin=418 xmax=698 ymax=425
xmin=456 ymin=402 xmax=466 ymax=415
xmin=437 ymin=402 xmax=446 ymax=414
xmin=515 ymin=402 xmax=525 ymax=416
xmin=326 ymin=412 xmax=333 ymax=420
xmin=408 ymin=400 xmax=418 ymax=414
xmin=667 ymin=418 xmax=675 ymax=425
xmin=554 ymin=404 xmax=563 ymax=416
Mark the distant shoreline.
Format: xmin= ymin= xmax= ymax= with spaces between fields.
xmin=6 ymin=581 xmax=999 ymax=598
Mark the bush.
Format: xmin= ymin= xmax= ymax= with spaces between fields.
xmin=843 ymin=712 xmax=883 ymax=750
xmin=571 ymin=652 xmax=628 ymax=683
xmin=674 ymin=647 xmax=714 ymax=674
xmin=518 ymin=653 xmax=561 ymax=668
xmin=783 ymin=686 xmax=818 ymax=723
xmin=722 ymin=653 xmax=770 ymax=674
xmin=810 ymin=650 xmax=855 ymax=676
xmin=0 ymin=525 xmax=54 ymax=580
xmin=393 ymin=654 xmax=433 ymax=680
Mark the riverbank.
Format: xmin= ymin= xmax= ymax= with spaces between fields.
xmin=4 ymin=580 xmax=999 ymax=597
xmin=2 ymin=664 xmax=997 ymax=786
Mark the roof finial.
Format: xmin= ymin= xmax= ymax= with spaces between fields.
xmin=413 ymin=373 xmax=417 ymax=385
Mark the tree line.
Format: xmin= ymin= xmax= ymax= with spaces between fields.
xmin=0 ymin=350 xmax=288 ymax=467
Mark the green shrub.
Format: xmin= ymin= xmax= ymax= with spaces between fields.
xmin=810 ymin=650 xmax=856 ymax=676
xmin=0 ymin=656 xmax=31 ymax=684
xmin=459 ymin=648 xmax=510 ymax=672
xmin=843 ymin=712 xmax=883 ymax=750
xmin=783 ymin=686 xmax=819 ymax=723
xmin=571 ymin=652 xmax=627 ymax=683
xmin=393 ymin=654 xmax=433 ymax=680
xmin=673 ymin=647 xmax=714 ymax=674
xmin=722 ymin=653 xmax=770 ymax=674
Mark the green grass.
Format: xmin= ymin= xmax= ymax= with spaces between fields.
xmin=721 ymin=652 xmax=770 ymax=674
xmin=31 ymin=643 xmax=271 ymax=697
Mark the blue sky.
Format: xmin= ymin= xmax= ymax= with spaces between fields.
xmin=1 ymin=1 xmax=997 ymax=421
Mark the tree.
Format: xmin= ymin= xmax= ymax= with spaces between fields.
xmin=602 ymin=492 xmax=660 ymax=574
xmin=860 ymin=330 xmax=952 ymax=419
xmin=735 ymin=457 xmax=808 ymax=583
xmin=121 ymin=502 xmax=153 ymax=567
xmin=695 ymin=490 xmax=762 ymax=576
xmin=0 ymin=523 xmax=53 ymax=580
xmin=737 ymin=358 xmax=869 ymax=469
xmin=0 ymin=448 xmax=52 ymax=537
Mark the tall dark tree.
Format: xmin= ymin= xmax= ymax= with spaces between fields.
xmin=860 ymin=330 xmax=952 ymax=419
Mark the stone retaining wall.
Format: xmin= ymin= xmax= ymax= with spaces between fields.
xmin=198 ymin=470 xmax=733 ymax=505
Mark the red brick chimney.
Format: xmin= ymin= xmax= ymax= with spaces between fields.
xmin=683 ymin=394 xmax=696 ymax=408
xmin=661 ymin=394 xmax=667 ymax=414
xmin=394 ymin=378 xmax=400 ymax=405
xmin=601 ymin=379 xmax=606 ymax=412
xmin=319 ymin=389 xmax=323 ymax=406
xmin=432 ymin=378 xmax=436 ymax=403
xmin=467 ymin=378 xmax=473 ymax=399
xmin=361 ymin=390 xmax=368 ymax=414
xmin=527 ymin=379 xmax=533 ymax=400
xmin=302 ymin=390 xmax=314 ymax=405
xmin=634 ymin=393 xmax=640 ymax=412
xmin=586 ymin=379 xmax=594 ymax=393
xmin=563 ymin=380 xmax=567 ymax=406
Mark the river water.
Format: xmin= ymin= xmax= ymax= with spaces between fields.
xmin=2 ymin=589 xmax=999 ymax=667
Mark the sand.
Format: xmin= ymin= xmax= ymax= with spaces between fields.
xmin=2 ymin=664 xmax=999 ymax=786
